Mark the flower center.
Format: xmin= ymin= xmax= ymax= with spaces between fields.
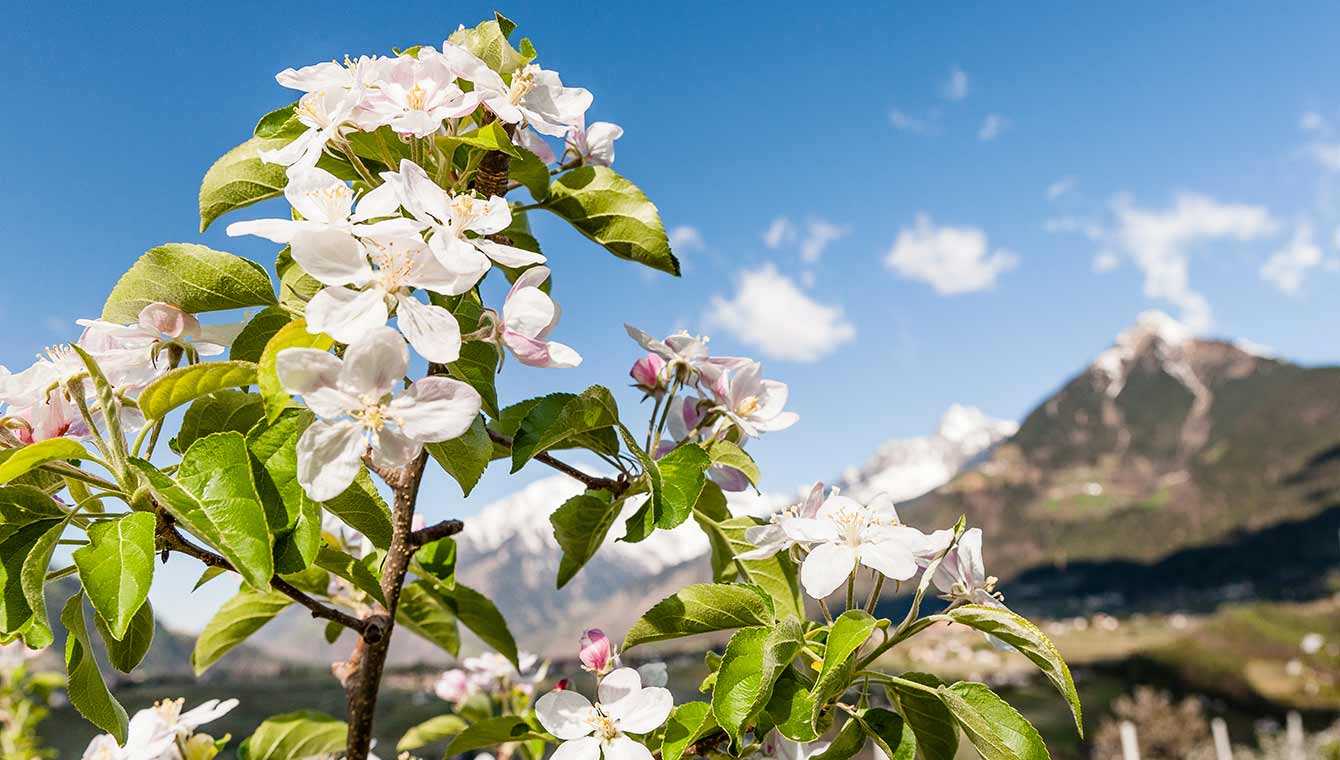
xmin=737 ymin=396 xmax=761 ymax=416
xmin=296 ymin=91 xmax=332 ymax=128
xmin=369 ymin=242 xmax=414 ymax=296
xmin=351 ymin=395 xmax=391 ymax=431
xmin=450 ymin=194 xmax=483 ymax=225
xmin=406 ymin=83 xmax=429 ymax=111
xmin=829 ymin=508 xmax=871 ymax=545
xmin=589 ymin=712 xmax=621 ymax=743
xmin=507 ymin=65 xmax=539 ymax=105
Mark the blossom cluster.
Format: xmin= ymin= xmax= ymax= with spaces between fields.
xmin=433 ymin=651 xmax=547 ymax=705
xmin=82 ymin=698 xmax=237 ymax=760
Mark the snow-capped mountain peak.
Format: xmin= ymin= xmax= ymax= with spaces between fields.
xmin=1093 ymin=310 xmax=1195 ymax=397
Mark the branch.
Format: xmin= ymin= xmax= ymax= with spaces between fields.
xmin=159 ymin=525 xmax=367 ymax=634
xmin=408 ymin=518 xmax=464 ymax=547
xmin=486 ymin=428 xmax=626 ymax=494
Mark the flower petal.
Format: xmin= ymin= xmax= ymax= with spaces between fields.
xmin=598 ymin=667 xmax=644 ymax=709
xmin=306 ymin=287 xmax=389 ymax=346
xmin=608 ymin=688 xmax=673 ymax=734
xmin=535 ymin=690 xmax=596 ymax=741
xmin=503 ymin=286 xmax=556 ymax=339
xmin=225 ymin=218 xmax=301 ymax=244
xmin=290 ymin=228 xmax=373 ymax=287
xmin=372 ymin=427 xmax=421 ymax=469
xmin=858 ymin=539 xmax=920 ymax=582
xmin=389 ymin=377 xmax=481 ymax=442
xmin=296 ymin=420 xmax=365 ymax=501
xmin=275 ymin=348 xmax=342 ymax=396
xmin=474 ymin=238 xmax=546 ymax=268
xmin=395 ymin=295 xmax=462 ymax=363
xmin=339 ymin=326 xmax=409 ymax=398
xmin=604 ymin=736 xmax=655 ymax=760
xmin=800 ymin=542 xmax=858 ymax=599
xmin=553 ymin=737 xmax=604 ymax=760
xmin=779 ymin=517 xmax=839 ymax=544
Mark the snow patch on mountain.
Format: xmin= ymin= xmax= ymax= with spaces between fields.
xmin=1093 ymin=310 xmax=1195 ymax=397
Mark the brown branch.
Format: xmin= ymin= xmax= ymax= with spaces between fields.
xmin=486 ymin=428 xmax=626 ymax=494
xmin=408 ymin=518 xmax=465 ymax=547
xmin=159 ymin=525 xmax=367 ymax=633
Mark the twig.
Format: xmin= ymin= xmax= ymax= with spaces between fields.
xmin=486 ymin=428 xmax=626 ymax=494
xmin=408 ymin=518 xmax=465 ymax=547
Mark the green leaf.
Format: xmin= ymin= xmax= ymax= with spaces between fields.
xmin=192 ymin=588 xmax=292 ymax=675
xmin=888 ymin=673 xmax=958 ymax=760
xmin=443 ymin=716 xmax=543 ymax=756
xmin=236 ymin=711 xmax=347 ymax=760
xmin=96 ymin=600 xmax=155 ymax=673
xmin=661 ymin=702 xmax=717 ymax=760
xmin=315 ymin=546 xmax=386 ymax=606
xmin=175 ymin=389 xmax=266 ymax=454
xmin=623 ymin=583 xmax=774 ymax=650
xmin=510 ymin=146 xmax=551 ymax=201
xmin=14 ymin=515 xmax=68 ymax=648
xmin=446 ymin=13 xmax=534 ymax=74
xmin=230 ymin=307 xmax=293 ymax=363
xmin=61 ymin=594 xmax=128 ymax=743
xmin=247 ymin=410 xmax=322 ymax=573
xmin=707 ymin=440 xmax=760 ymax=489
xmin=551 ymin=489 xmax=620 ymax=588
xmin=254 ymin=103 xmax=304 ymax=139
xmin=947 ymin=604 xmax=1083 ymax=736
xmin=857 ymin=708 xmax=917 ymax=760
xmin=257 ymin=319 xmax=333 ymax=423
xmin=812 ymin=611 xmax=877 ymax=722
xmin=765 ymin=670 xmax=819 ymax=742
xmin=812 ymin=717 xmax=866 ymax=760
xmin=323 ymin=470 xmax=393 ymax=550
xmin=131 ymin=434 xmax=273 ymax=589
xmin=199 ymin=137 xmax=289 ymax=233
xmin=72 ymin=512 xmax=156 ymax=640
xmin=426 ymin=414 xmax=492 ymax=496
xmin=541 ymin=166 xmax=679 ymax=276
xmin=276 ymin=246 xmax=323 ymax=314
xmin=138 ymin=361 xmax=258 ymax=420
xmin=0 ymin=439 xmax=88 ymax=485
xmin=510 ymin=386 xmax=621 ymax=472
xmin=937 ymin=682 xmax=1050 ymax=760
xmin=398 ymin=714 xmax=468 ymax=752
xmin=711 ymin=618 xmax=804 ymax=745
xmin=450 ymin=583 xmax=519 ymax=668
xmin=415 ymin=537 xmax=457 ymax=592
xmin=649 ymin=443 xmax=711 ymax=530
xmin=102 ymin=243 xmax=276 ymax=322
xmin=692 ymin=486 xmax=804 ymax=620
xmin=397 ymin=581 xmax=460 ymax=656
xmin=437 ymin=122 xmax=521 ymax=159
xmin=0 ymin=485 xmax=65 ymax=541
xmin=0 ymin=488 xmax=66 ymax=641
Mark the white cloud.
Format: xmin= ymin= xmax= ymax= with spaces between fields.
xmin=1301 ymin=111 xmax=1326 ymax=132
xmin=670 ymin=225 xmax=705 ymax=252
xmin=1044 ymin=216 xmax=1104 ymax=241
xmin=1261 ymin=223 xmax=1323 ymax=294
xmin=889 ymin=107 xmax=938 ymax=134
xmin=884 ymin=213 xmax=1019 ymax=295
xmin=1092 ymin=250 xmax=1121 ymax=272
xmin=707 ymin=263 xmax=856 ymax=362
xmin=977 ymin=114 xmax=1009 ymax=142
xmin=1108 ymin=193 xmax=1277 ymax=330
xmin=799 ymin=219 xmax=849 ymax=262
xmin=1310 ymin=143 xmax=1340 ymax=172
xmin=1046 ymin=176 xmax=1078 ymax=200
xmin=943 ymin=66 xmax=970 ymax=101
xmin=763 ymin=217 xmax=797 ymax=248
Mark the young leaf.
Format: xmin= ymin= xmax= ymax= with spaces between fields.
xmin=651 ymin=443 xmax=711 ymax=530
xmin=550 ymin=489 xmax=620 ymax=588
xmin=888 ymin=673 xmax=958 ymax=760
xmin=426 ymin=414 xmax=493 ymax=496
xmin=812 ymin=717 xmax=866 ymax=760
xmin=276 ymin=246 xmax=323 ymax=314
xmin=322 ymin=470 xmax=393 ymax=550
xmin=257 ymin=319 xmax=333 ymax=423
xmin=541 ymin=166 xmax=679 ymax=276
xmin=443 ymin=716 xmax=543 ymax=756
xmin=16 ymin=514 xmax=69 ymax=648
xmin=101 ymin=243 xmax=276 ymax=322
xmin=446 ymin=13 xmax=534 ymax=74
xmin=175 ymin=390 xmax=266 ymax=453
xmin=0 ymin=439 xmax=88 ymax=485
xmin=254 ymin=103 xmax=303 ymax=139
xmin=436 ymin=122 xmax=521 ymax=159
xmin=96 ymin=600 xmax=155 ymax=673
xmin=397 ymin=714 xmax=468 ymax=752
xmin=237 ymin=711 xmax=348 ymax=760
xmin=946 ymin=604 xmax=1083 ymax=736
xmin=623 ymin=583 xmax=775 ymax=650
xmin=192 ymin=588 xmax=292 ymax=675
xmin=230 ymin=306 xmax=293 ymax=363
xmin=711 ymin=618 xmax=805 ymax=745
xmin=812 ymin=610 xmax=877 ymax=722
xmin=72 ymin=512 xmax=156 ymax=640
xmin=137 ymin=361 xmax=259 ymax=420
xmin=247 ymin=410 xmax=323 ymax=573
xmin=448 ymin=343 xmax=500 ymax=419
xmin=0 ymin=484 xmax=66 ymax=540
xmin=449 ymin=583 xmax=519 ymax=668
xmin=765 ymin=670 xmax=820 ymax=742
xmin=315 ymin=546 xmax=386 ymax=605
xmin=857 ymin=708 xmax=917 ymax=760
xmin=397 ymin=581 xmax=460 ymax=656
xmin=510 ymin=146 xmax=551 ymax=201
xmin=198 ymin=137 xmax=289 ymax=233
xmin=61 ymin=594 xmax=128 ymax=743
xmin=510 ymin=386 xmax=621 ymax=472
xmin=693 ymin=498 xmax=804 ymax=621
xmin=415 ymin=536 xmax=457 ymax=592
xmin=660 ymin=702 xmax=717 ymax=760
xmin=706 ymin=440 xmax=761 ymax=489
xmin=936 ymin=682 xmax=1050 ymax=760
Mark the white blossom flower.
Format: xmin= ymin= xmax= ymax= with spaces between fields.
xmin=226 ymin=166 xmax=385 ymax=245
xmin=516 ymin=127 xmax=557 ymax=164
xmin=623 ymin=326 xmax=748 ymax=386
xmin=82 ymin=698 xmax=237 ymax=760
xmin=357 ymin=50 xmax=479 ymax=138
xmin=292 ymin=228 xmax=465 ymax=363
xmin=710 ymin=361 xmax=797 ymax=438
xmin=276 ymin=327 xmax=481 ymax=500
xmin=440 ymin=45 xmax=592 ymax=137
xmin=497 ymin=266 xmax=581 ymax=368
xmin=535 ymin=667 xmax=672 ymax=760
xmin=918 ymin=527 xmax=1001 ymax=607
xmin=358 ymin=160 xmax=544 ymax=288
xmin=76 ymin=303 xmax=242 ymax=362
xmin=781 ymin=493 xmax=928 ymax=599
xmin=259 ymin=88 xmax=358 ymax=170
xmin=567 ymin=117 xmax=623 ymax=167
xmin=737 ymin=482 xmax=826 ymax=561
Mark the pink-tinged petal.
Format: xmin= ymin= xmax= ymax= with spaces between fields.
xmin=225 ymin=218 xmax=302 ymax=244
xmin=516 ymin=128 xmax=557 ymax=164
xmin=296 ymin=419 xmax=365 ymax=501
xmin=799 ymin=482 xmax=826 ymax=518
xmin=474 ymin=238 xmax=546 ymax=268
xmin=371 ymin=427 xmax=421 ymax=469
xmin=509 ymin=263 xmax=552 ymax=294
xmin=800 ymin=543 xmax=859 ymax=600
xmin=503 ymin=287 xmax=556 ymax=339
xmin=598 ymin=668 xmax=644 ymax=710
xmin=582 ymin=122 xmax=624 ymax=167
xmin=604 ymin=736 xmax=655 ymax=760
xmin=339 ymin=326 xmax=409 ymax=397
xmin=290 ymin=228 xmax=373 ymax=287
xmin=276 ymin=61 xmax=348 ymax=91
xmin=306 ymin=287 xmax=389 ymax=346
xmin=959 ymin=528 xmax=987 ymax=587
xmin=579 ymin=629 xmax=612 ymax=672
xmin=196 ymin=321 xmax=245 ymax=349
xmin=755 ymin=411 xmax=799 ymax=432
xmin=709 ymin=464 xmax=750 ymax=493
xmin=275 ymin=348 xmax=343 ymax=397
xmin=779 ymin=517 xmax=840 ymax=544
xmin=553 ymin=737 xmax=604 ymax=760
xmin=544 ymin=340 xmax=582 ymax=368
xmin=534 ymin=690 xmax=596 ymax=741
xmin=755 ymin=380 xmax=790 ymax=418
xmin=137 ymin=303 xmax=198 ymax=340
xmin=858 ymin=539 xmax=920 ymax=582
xmin=610 ymin=688 xmax=673 ymax=733
xmin=389 ymin=376 xmax=481 ymax=442
xmin=395 ymin=295 xmax=462 ymax=363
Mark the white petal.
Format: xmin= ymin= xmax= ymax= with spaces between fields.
xmin=274 ymin=347 xmax=343 ymax=396
xmin=389 ymin=377 xmax=481 ymax=442
xmin=297 ymin=420 xmax=365 ymax=501
xmin=178 ymin=698 xmax=239 ymax=729
xmin=542 ymin=340 xmax=583 ymax=368
xmin=474 ymin=238 xmax=546 ymax=268
xmin=352 ymin=181 xmax=403 ymax=221
xmin=503 ymin=287 xmax=556 ymax=339
xmin=306 ymin=287 xmax=389 ymax=345
xmin=290 ymin=228 xmax=373 ymax=286
xmin=959 ymin=528 xmax=987 ymax=587
xmin=816 ymin=495 xmax=865 ymax=521
xmin=372 ymin=427 xmax=421 ymax=468
xmin=535 ymin=690 xmax=596 ymax=741
xmin=225 ymin=218 xmax=301 ymax=243
xmin=609 ymin=688 xmax=673 ymax=734
xmin=554 ymin=737 xmax=604 ymax=760
xmin=285 ymin=166 xmax=353 ymax=223
xmin=395 ymin=295 xmax=462 ymax=363
xmin=339 ymin=326 xmax=409 ymax=397
xmin=779 ymin=517 xmax=840 ymax=544
xmin=405 ymin=244 xmax=480 ymax=295
xmin=858 ymin=540 xmax=920 ymax=582
xmin=604 ymin=736 xmax=655 ymax=760
xmin=598 ymin=667 xmax=644 ymax=709
xmin=800 ymin=542 xmax=858 ymax=600
xmin=430 ymin=234 xmax=492 ymax=280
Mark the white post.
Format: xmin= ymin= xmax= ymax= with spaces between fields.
xmin=1211 ymin=717 xmax=1233 ymax=760
xmin=1286 ymin=711 xmax=1304 ymax=760
xmin=1119 ymin=720 xmax=1140 ymax=760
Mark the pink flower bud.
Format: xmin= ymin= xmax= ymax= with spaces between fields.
xmin=579 ymin=629 xmax=613 ymax=673
xmin=555 ymin=678 xmax=572 ymax=691
xmin=411 ymin=514 xmax=426 ymax=532
xmin=630 ymin=353 xmax=667 ymax=394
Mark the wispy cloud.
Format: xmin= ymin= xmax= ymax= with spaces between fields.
xmin=763 ymin=217 xmax=796 ymax=249
xmin=708 ymin=263 xmax=856 ymax=362
xmin=762 ymin=217 xmax=849 ymax=262
xmin=976 ymin=113 xmax=1009 ymax=142
xmin=669 ymin=225 xmax=705 ymax=252
xmin=1046 ymin=176 xmax=1078 ymax=201
xmin=884 ymin=213 xmax=1018 ymax=295
xmin=942 ymin=66 xmax=970 ymax=101
xmin=1301 ymin=111 xmax=1326 ymax=132
xmin=888 ymin=107 xmax=940 ymax=134
xmin=1261 ymin=222 xmax=1324 ymax=294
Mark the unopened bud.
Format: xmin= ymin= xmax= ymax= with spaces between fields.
xmin=579 ymin=628 xmax=613 ymax=673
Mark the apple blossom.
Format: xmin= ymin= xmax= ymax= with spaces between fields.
xmin=357 ymin=50 xmax=479 ymax=138
xmin=440 ymin=45 xmax=592 ymax=137
xmin=225 ymin=166 xmax=373 ymax=245
xmin=780 ymin=492 xmax=929 ymax=599
xmin=516 ymin=127 xmax=557 ymax=164
xmin=567 ymin=117 xmax=623 ymax=167
xmin=495 ymin=266 xmax=581 ymax=368
xmin=579 ymin=629 xmax=614 ymax=674
xmin=358 ymin=160 xmax=544 ymax=287
xmin=711 ymin=361 xmax=797 ymax=438
xmin=918 ymin=527 xmax=1001 ymax=608
xmin=535 ymin=667 xmax=672 ymax=760
xmin=82 ymin=698 xmax=237 ymax=760
xmin=623 ymin=325 xmax=748 ymax=386
xmin=259 ymin=88 xmax=357 ymax=170
xmin=276 ymin=327 xmax=481 ymax=500
xmin=737 ymin=482 xmax=827 ymax=561
xmin=76 ymin=303 xmax=242 ymax=364
xmin=629 ymin=353 xmax=667 ymax=397
xmin=433 ymin=668 xmax=471 ymax=704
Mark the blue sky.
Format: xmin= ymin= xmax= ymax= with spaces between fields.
xmin=6 ymin=3 xmax=1340 ymax=628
